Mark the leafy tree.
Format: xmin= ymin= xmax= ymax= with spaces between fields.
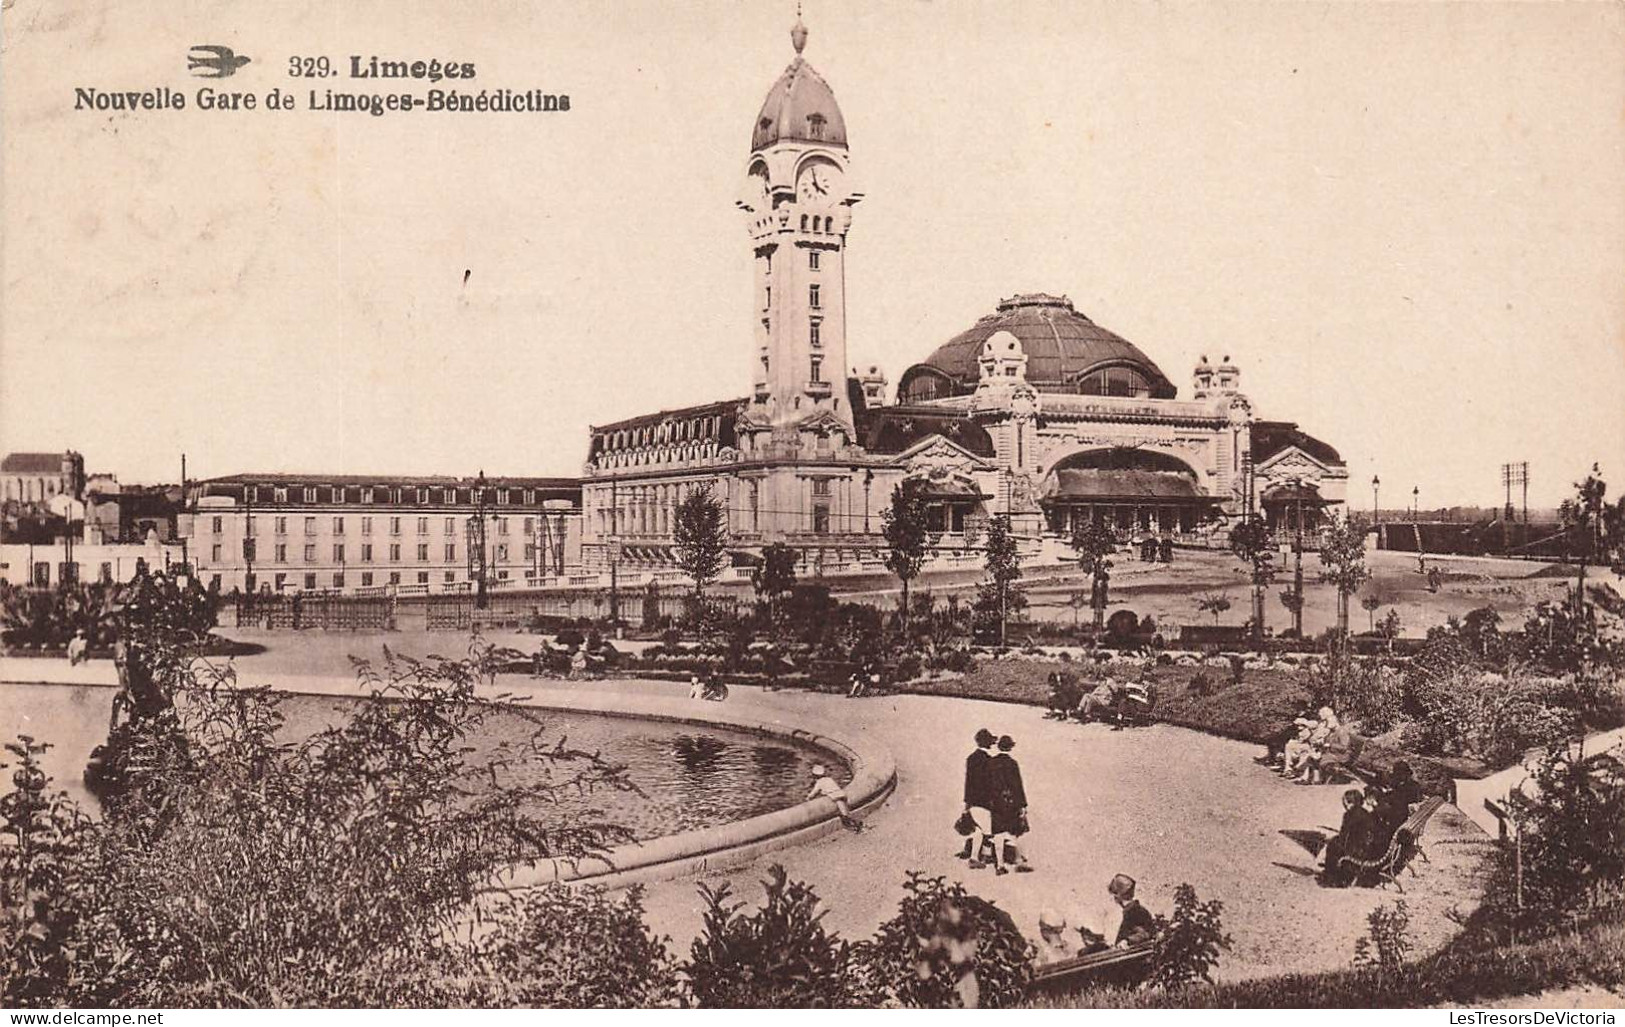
xmin=979 ymin=515 xmax=1024 ymax=648
xmin=1068 ymin=520 xmax=1116 ymax=631
xmin=1360 ymin=592 xmax=1383 ymax=633
xmin=674 ymin=485 xmax=729 ymax=599
xmin=852 ymin=871 xmax=1032 ymax=1008
xmin=1228 ymin=519 xmax=1276 ymax=640
xmin=684 ymin=865 xmax=862 ymax=1008
xmin=751 ymin=543 xmax=799 ymax=630
xmin=882 ymin=478 xmax=939 ymax=632
xmin=1196 ymin=592 xmax=1232 ymax=626
xmin=1317 ymin=513 xmax=1370 ymax=638
xmin=1558 ymin=464 xmax=1625 ymax=614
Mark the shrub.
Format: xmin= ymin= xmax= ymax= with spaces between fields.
xmin=0 ymin=640 xmax=638 ymax=1007
xmin=1491 ymin=744 xmax=1625 ymax=936
xmin=1187 ymin=671 xmax=1215 ymax=697
xmin=1148 ymin=883 xmax=1232 ymax=990
xmin=1353 ymin=900 xmax=1411 ymax=976
xmin=684 ymin=865 xmax=862 ymax=1008
xmin=852 ymin=871 xmax=1032 ymax=1008
xmin=1409 ymin=667 xmax=1581 ymax=765
xmin=476 ymin=885 xmax=680 ymax=1007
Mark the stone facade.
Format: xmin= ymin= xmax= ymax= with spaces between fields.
xmin=577 ymin=19 xmax=1348 ymax=574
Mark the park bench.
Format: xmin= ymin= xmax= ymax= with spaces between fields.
xmin=1027 ymin=941 xmax=1156 ymax=997
xmin=1336 ymin=795 xmax=1447 ymax=892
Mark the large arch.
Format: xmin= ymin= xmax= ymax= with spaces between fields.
xmin=1038 ymin=446 xmax=1216 ymax=539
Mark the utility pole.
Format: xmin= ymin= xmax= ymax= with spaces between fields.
xmin=1292 ymin=496 xmax=1305 ymax=638
xmin=469 ymin=471 xmax=489 ymax=610
xmin=609 ymin=476 xmax=620 ymax=626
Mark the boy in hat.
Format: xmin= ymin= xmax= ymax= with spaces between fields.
xmin=808 ymin=763 xmax=861 ymax=831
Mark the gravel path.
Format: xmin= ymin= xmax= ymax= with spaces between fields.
xmin=2 ymin=649 xmax=1495 ymax=984
xmin=533 ymin=677 xmax=1493 ymax=983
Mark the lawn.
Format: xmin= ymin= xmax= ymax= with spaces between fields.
xmin=1027 ymin=912 xmax=1625 ymax=1009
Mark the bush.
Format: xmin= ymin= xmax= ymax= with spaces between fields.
xmin=684 ymin=865 xmax=862 ymax=1008
xmin=1186 ymin=671 xmax=1216 ymax=697
xmin=1353 ymin=900 xmax=1411 ymax=976
xmin=476 ymin=885 xmax=680 ymax=1007
xmin=853 ymin=871 xmax=1032 ymax=1008
xmin=1489 ymin=744 xmax=1625 ymax=936
xmin=0 ymin=641 xmax=638 ymax=1007
xmin=1148 ymin=883 xmax=1232 ymax=990
xmin=1409 ymin=667 xmax=1581 ymax=765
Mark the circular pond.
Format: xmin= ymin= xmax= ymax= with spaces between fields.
xmin=0 ymin=682 xmax=844 ymax=841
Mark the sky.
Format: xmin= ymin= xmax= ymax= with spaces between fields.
xmin=2 ymin=0 xmax=1622 ymax=508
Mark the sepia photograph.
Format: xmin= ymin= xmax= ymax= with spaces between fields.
xmin=1 ymin=0 xmax=1623 ymax=1014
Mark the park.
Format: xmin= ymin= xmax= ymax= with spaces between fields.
xmin=3 ymin=469 xmax=1623 ymax=1009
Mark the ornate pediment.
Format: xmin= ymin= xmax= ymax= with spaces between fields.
xmin=892 ymin=433 xmax=995 ymax=474
xmin=1257 ymin=447 xmax=1328 ymax=479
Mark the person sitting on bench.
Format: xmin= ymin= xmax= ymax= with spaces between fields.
xmin=1076 ymin=679 xmax=1127 ymax=722
xmin=1079 ymin=874 xmax=1158 ymax=951
xmin=1318 ymin=788 xmax=1377 ymax=887
xmin=1036 ymin=909 xmax=1076 ymax=964
xmin=1374 ymin=761 xmax=1423 ymax=834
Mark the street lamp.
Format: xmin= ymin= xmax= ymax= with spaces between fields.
xmin=1371 ymin=475 xmax=1380 ymax=525
xmin=1412 ymin=485 xmax=1419 ymax=521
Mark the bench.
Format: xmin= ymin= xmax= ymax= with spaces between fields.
xmin=1028 ymin=942 xmax=1156 ymax=997
xmin=1337 ymin=795 xmax=1447 ymax=892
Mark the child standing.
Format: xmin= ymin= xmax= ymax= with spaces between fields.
xmin=807 ymin=763 xmax=861 ymax=832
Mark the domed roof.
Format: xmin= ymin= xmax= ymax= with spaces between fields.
xmin=902 ymin=293 xmax=1177 ymax=398
xmin=752 ymin=22 xmax=847 ymax=152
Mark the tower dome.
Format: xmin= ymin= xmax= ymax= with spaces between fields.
xmin=751 ymin=18 xmax=847 ymax=151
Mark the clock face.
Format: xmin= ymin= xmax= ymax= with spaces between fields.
xmin=797 ymin=162 xmax=841 ymax=202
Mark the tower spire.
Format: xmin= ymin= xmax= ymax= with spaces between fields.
xmin=791 ymin=4 xmax=808 ymax=55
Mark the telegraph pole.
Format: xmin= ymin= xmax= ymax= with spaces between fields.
xmin=469 ymin=471 xmax=489 ymax=610
xmin=609 ymin=476 xmax=620 ymax=626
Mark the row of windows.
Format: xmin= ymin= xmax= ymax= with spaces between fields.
xmin=212 ymin=515 xmax=529 ymax=536
xmin=215 ymin=541 xmax=526 ymax=564
xmin=233 ymin=484 xmax=550 ymax=506
xmin=598 ymin=414 xmax=726 ymax=454
xmin=897 ymin=364 xmax=1156 ymax=403
xmin=799 ymin=214 xmax=835 ymax=233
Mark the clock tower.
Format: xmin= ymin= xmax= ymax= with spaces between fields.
xmin=738 ymin=16 xmax=861 ymax=432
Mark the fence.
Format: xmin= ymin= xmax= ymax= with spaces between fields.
xmin=235 ymin=593 xmax=393 ymax=631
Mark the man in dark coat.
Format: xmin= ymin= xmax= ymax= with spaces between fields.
xmin=959 ymin=728 xmax=997 ymax=863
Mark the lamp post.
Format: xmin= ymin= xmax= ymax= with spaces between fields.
xmin=1371 ymin=475 xmax=1380 ymax=525
xmin=1412 ymin=485 xmax=1419 ymax=521
xmin=863 ymin=468 xmax=874 ymax=534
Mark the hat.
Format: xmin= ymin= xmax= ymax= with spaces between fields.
xmin=1038 ymin=909 xmax=1066 ymax=930
xmin=1108 ymin=874 xmax=1136 ymax=899
xmin=810 ymin=763 xmax=828 ymax=777
xmin=974 ymin=728 xmax=996 ymax=748
xmin=997 ymin=735 xmax=1015 ymax=752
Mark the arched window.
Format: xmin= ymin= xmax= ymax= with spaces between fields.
xmin=800 ymin=214 xmax=808 ymax=231
xmin=1076 ymin=365 xmax=1152 ymax=398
